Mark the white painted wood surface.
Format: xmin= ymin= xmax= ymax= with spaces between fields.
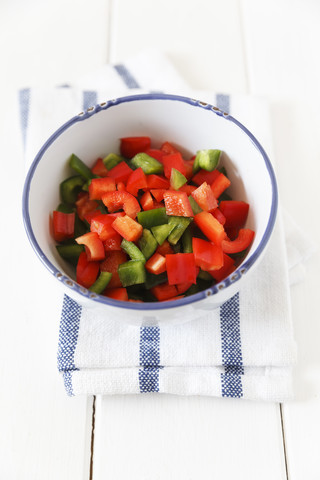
xmin=0 ymin=0 xmax=319 ymax=479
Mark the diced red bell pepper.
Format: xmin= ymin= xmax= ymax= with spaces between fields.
xmin=211 ymin=172 xmax=231 ymax=198
xmin=166 ymin=253 xmax=197 ymax=285
xmin=84 ymin=210 xmax=102 ymax=225
xmin=75 ymin=231 xmax=105 ymax=261
xmin=144 ymin=148 xmax=165 ymax=163
xmin=91 ymin=157 xmax=109 ymax=177
xmin=163 ymin=190 xmax=194 ymax=217
xmin=103 ymin=234 xmax=122 ymax=251
xmin=117 ymin=182 xmax=126 ymax=192
xmin=176 ymin=281 xmax=193 ymax=294
xmin=150 ymin=189 xmax=166 ymax=202
xmin=75 ymin=192 xmax=99 ymax=221
xmin=218 ymin=201 xmax=249 ymax=229
xmin=212 ymin=208 xmax=226 ymax=226
xmin=208 ymin=253 xmax=235 ymax=282
xmin=112 ymin=215 xmax=143 ymax=242
xmin=76 ymin=251 xmax=100 ymax=288
xmin=103 ymin=287 xmax=129 ymax=301
xmin=100 ymin=250 xmax=127 ymax=288
xmin=191 ymin=182 xmax=218 ymax=212
xmin=146 ymin=174 xmax=170 ymax=190
xmin=52 ymin=211 xmax=75 ymax=242
xmin=160 ymin=141 xmax=181 ymax=155
xmin=192 ymin=237 xmax=224 ymax=271
xmin=221 ymin=228 xmax=255 ymax=254
xmin=162 ymin=153 xmax=187 ymax=178
xmin=179 ymin=184 xmax=197 ymax=195
xmin=90 ymin=214 xmax=118 ymax=241
xmin=156 ymin=240 xmax=174 ymax=256
xmin=106 ymin=161 xmax=133 ymax=183
xmin=194 ymin=211 xmax=227 ymax=246
xmin=192 ymin=169 xmax=220 ymax=186
xmin=145 ymin=253 xmax=167 ymax=275
xmin=126 ymin=167 xmax=148 ymax=196
xmin=120 ymin=136 xmax=151 ymax=158
xmin=88 ymin=177 xmax=116 ymax=200
xmin=102 ymin=191 xmax=141 ymax=218
xmin=140 ymin=191 xmax=154 ymax=211
xmin=151 ymin=282 xmax=178 ymax=301
xmin=183 ymin=159 xmax=194 ymax=180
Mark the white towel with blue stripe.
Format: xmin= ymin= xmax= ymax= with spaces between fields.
xmin=20 ymin=50 xmax=315 ymax=401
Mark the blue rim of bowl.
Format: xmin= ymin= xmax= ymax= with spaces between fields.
xmin=22 ymin=93 xmax=278 ymax=311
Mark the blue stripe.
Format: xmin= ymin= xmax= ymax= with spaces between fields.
xmin=57 ymin=295 xmax=82 ymax=396
xmin=216 ymin=94 xmax=230 ymax=113
xmin=114 ymin=64 xmax=140 ymax=89
xmin=139 ymin=326 xmax=160 ymax=392
xmin=19 ymin=88 xmax=30 ymax=148
xmin=220 ymin=293 xmax=244 ymax=398
xmin=83 ymin=91 xmax=98 ymax=111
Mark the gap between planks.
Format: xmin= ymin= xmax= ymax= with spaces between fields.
xmin=280 ymin=403 xmax=289 ymax=480
xmin=89 ymin=396 xmax=96 ymax=480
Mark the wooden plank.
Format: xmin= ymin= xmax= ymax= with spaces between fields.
xmin=242 ymin=1 xmax=320 ymax=478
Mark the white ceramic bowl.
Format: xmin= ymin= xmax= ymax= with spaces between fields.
xmin=22 ymin=93 xmax=277 ymax=326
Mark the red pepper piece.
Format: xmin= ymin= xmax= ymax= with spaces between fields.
xmin=106 ymin=161 xmax=133 ymax=183
xmin=218 ymin=201 xmax=249 ymax=229
xmin=179 ymin=184 xmax=197 ymax=195
xmin=146 ymin=174 xmax=170 ymax=190
xmin=88 ymin=177 xmax=116 ymax=200
xmin=120 ymin=136 xmax=151 ymax=158
xmin=160 ymin=141 xmax=181 ymax=155
xmin=144 ymin=148 xmax=165 ymax=163
xmin=176 ymin=282 xmax=193 ymax=294
xmin=191 ymin=182 xmax=218 ymax=212
xmin=102 ymin=191 xmax=141 ymax=218
xmin=156 ymin=240 xmax=174 ymax=256
xmin=145 ymin=253 xmax=167 ymax=275
xmin=90 ymin=214 xmax=118 ymax=241
xmin=194 ymin=211 xmax=227 ymax=246
xmin=140 ymin=191 xmax=154 ymax=211
xmin=91 ymin=157 xmax=109 ymax=177
xmin=103 ymin=287 xmax=129 ymax=301
xmin=103 ymin=234 xmax=122 ymax=251
xmin=221 ymin=228 xmax=255 ymax=254
xmin=162 ymin=153 xmax=187 ymax=178
xmin=100 ymin=251 xmax=127 ymax=288
xmin=75 ymin=231 xmax=105 ymax=261
xmin=163 ymin=190 xmax=194 ymax=217
xmin=52 ymin=211 xmax=75 ymax=242
xmin=192 ymin=169 xmax=220 ymax=186
xmin=112 ymin=215 xmax=143 ymax=242
xmin=192 ymin=237 xmax=224 ymax=271
xmin=166 ymin=253 xmax=197 ymax=285
xmin=150 ymin=189 xmax=166 ymax=202
xmin=211 ymin=172 xmax=231 ymax=198
xmin=208 ymin=253 xmax=235 ymax=282
xmin=183 ymin=159 xmax=194 ymax=180
xmin=117 ymin=182 xmax=126 ymax=192
xmin=151 ymin=282 xmax=178 ymax=301
xmin=212 ymin=207 xmax=226 ymax=226
xmin=76 ymin=251 xmax=100 ymax=288
xmin=75 ymin=192 xmax=99 ymax=221
xmin=126 ymin=167 xmax=148 ymax=196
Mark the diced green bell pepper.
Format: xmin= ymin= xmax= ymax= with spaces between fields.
xmin=118 ymin=260 xmax=146 ymax=287
xmin=138 ymin=229 xmax=158 ymax=260
xmin=197 ymin=269 xmax=212 ymax=281
xmin=130 ymin=152 xmax=163 ymax=175
xmin=68 ymin=154 xmax=95 ymax=180
xmin=151 ymin=223 xmax=175 ymax=245
xmin=167 ymin=216 xmax=193 ymax=245
xmin=103 ymin=153 xmax=124 ymax=170
xmin=56 ymin=244 xmax=84 ymax=266
xmin=188 ymin=195 xmax=202 ymax=215
xmin=89 ymin=271 xmax=112 ymax=294
xmin=137 ymin=207 xmax=168 ymax=229
xmin=121 ymin=239 xmax=146 ymax=262
xmin=193 ymin=149 xmax=221 ymax=173
xmin=56 ymin=203 xmax=74 ymax=214
xmin=181 ymin=227 xmax=193 ymax=253
xmin=170 ymin=168 xmax=187 ymax=190
xmin=60 ymin=175 xmax=85 ymax=204
xmin=144 ymin=271 xmax=168 ymax=289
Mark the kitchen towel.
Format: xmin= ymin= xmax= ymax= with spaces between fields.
xmin=20 ymin=49 xmax=315 ymax=401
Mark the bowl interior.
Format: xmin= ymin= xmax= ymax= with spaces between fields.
xmin=25 ymin=95 xmax=276 ymax=307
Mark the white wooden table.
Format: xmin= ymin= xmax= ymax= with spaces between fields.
xmin=1 ymin=1 xmax=319 ymax=478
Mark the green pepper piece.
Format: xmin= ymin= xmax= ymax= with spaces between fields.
xmin=192 ymin=153 xmax=201 ymax=174
xmin=60 ymin=175 xmax=85 ymax=204
xmin=172 ymin=242 xmax=181 ymax=253
xmin=103 ymin=153 xmax=124 ymax=170
xmin=182 ymin=227 xmax=193 ymax=253
xmin=89 ymin=271 xmax=112 ymax=294
xmin=56 ymin=244 xmax=84 ymax=266
xmin=170 ymin=168 xmax=187 ymax=190
xmin=144 ymin=271 xmax=168 ymax=289
xmin=56 ymin=203 xmax=74 ymax=214
xmin=218 ymin=191 xmax=232 ymax=202
xmin=121 ymin=239 xmax=146 ymax=263
xmin=138 ymin=229 xmax=158 ymax=260
xmin=68 ymin=154 xmax=95 ymax=180
xmin=131 ymin=152 xmax=163 ymax=175
xmin=74 ymin=215 xmax=89 ymax=237
xmin=188 ymin=195 xmax=202 ymax=215
xmin=219 ymin=166 xmax=228 ymax=178
xmin=151 ymin=223 xmax=175 ymax=245
xmin=197 ymin=269 xmax=212 ymax=281
xmin=118 ymin=260 xmax=146 ymax=287
xmin=194 ymin=149 xmax=221 ymax=172
xmin=167 ymin=216 xmax=193 ymax=245
xmin=137 ymin=207 xmax=168 ymax=229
